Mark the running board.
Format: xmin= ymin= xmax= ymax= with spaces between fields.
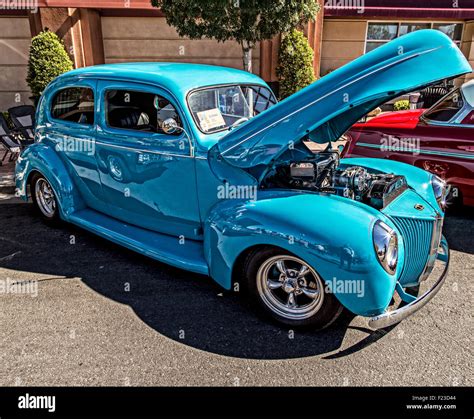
xmin=68 ymin=208 xmax=209 ymax=275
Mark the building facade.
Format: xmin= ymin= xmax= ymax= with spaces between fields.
xmin=1 ymin=0 xmax=473 ymax=109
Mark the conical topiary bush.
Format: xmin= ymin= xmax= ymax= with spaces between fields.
xmin=277 ymin=29 xmax=316 ymax=99
xmin=26 ymin=29 xmax=73 ymax=102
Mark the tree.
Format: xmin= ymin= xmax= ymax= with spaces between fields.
xmin=26 ymin=29 xmax=73 ymax=101
xmin=151 ymin=0 xmax=320 ymax=73
xmin=277 ymin=29 xmax=316 ymax=99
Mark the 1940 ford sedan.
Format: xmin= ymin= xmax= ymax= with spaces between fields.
xmin=16 ymin=30 xmax=471 ymax=329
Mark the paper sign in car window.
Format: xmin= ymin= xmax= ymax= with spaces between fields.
xmin=197 ymin=108 xmax=225 ymax=132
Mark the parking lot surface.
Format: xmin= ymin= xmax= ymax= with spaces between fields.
xmin=0 ymin=197 xmax=472 ymax=386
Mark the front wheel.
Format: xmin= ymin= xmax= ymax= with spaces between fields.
xmin=243 ymin=248 xmax=343 ymax=329
xmin=30 ymin=173 xmax=61 ymax=225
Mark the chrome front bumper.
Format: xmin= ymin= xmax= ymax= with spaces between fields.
xmin=368 ymin=236 xmax=450 ymax=330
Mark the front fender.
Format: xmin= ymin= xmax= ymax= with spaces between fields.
xmin=15 ymin=143 xmax=85 ymax=219
xmin=341 ymin=157 xmax=439 ymax=211
xmin=204 ymin=190 xmax=405 ymax=316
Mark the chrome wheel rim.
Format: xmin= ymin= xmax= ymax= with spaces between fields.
xmin=256 ymin=255 xmax=324 ymax=321
xmin=35 ymin=178 xmax=56 ymax=218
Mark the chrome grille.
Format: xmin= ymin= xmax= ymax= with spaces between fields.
xmin=392 ymin=217 xmax=434 ymax=285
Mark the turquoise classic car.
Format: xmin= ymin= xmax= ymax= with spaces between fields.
xmin=16 ymin=30 xmax=471 ymax=330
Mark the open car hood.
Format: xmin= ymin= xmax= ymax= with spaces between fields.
xmin=213 ymin=30 xmax=471 ymax=177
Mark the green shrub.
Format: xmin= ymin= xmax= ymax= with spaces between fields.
xmin=277 ymin=29 xmax=316 ymax=99
xmin=393 ymin=100 xmax=410 ymax=111
xmin=26 ymin=30 xmax=73 ymax=100
xmin=2 ymin=111 xmax=13 ymax=129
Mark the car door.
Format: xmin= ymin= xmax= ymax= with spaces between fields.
xmin=411 ymin=123 xmax=474 ymax=202
xmin=95 ymin=80 xmax=201 ymax=239
xmin=45 ymin=79 xmax=109 ymax=214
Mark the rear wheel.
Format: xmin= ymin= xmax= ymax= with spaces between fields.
xmin=243 ymin=247 xmax=343 ymax=329
xmin=30 ymin=173 xmax=60 ymax=225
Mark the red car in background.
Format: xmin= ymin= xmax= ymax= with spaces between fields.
xmin=343 ymin=80 xmax=474 ymax=206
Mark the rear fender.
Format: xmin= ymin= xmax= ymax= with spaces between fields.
xmin=15 ymin=143 xmax=85 ymax=219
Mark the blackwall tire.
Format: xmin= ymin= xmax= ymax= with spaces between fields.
xmin=30 ymin=173 xmax=61 ymax=226
xmin=243 ymin=247 xmax=343 ymax=329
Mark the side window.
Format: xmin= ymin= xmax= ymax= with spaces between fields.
xmin=105 ymin=89 xmax=182 ymax=135
xmin=423 ymin=89 xmax=464 ymax=123
xmin=51 ymin=87 xmax=95 ymax=125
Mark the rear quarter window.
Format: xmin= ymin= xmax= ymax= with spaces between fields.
xmin=51 ymin=87 xmax=95 ymax=125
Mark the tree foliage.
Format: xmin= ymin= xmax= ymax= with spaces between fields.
xmin=27 ymin=30 xmax=73 ymax=98
xmin=151 ymin=0 xmax=320 ymax=71
xmin=277 ymin=29 xmax=316 ymax=99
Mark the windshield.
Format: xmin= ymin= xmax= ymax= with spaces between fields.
xmin=423 ymin=88 xmax=464 ymax=122
xmin=188 ymin=84 xmax=277 ymax=133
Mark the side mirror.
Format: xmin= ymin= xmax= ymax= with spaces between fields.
xmin=161 ymin=118 xmax=182 ymax=135
xmin=159 ymin=118 xmax=195 ymax=158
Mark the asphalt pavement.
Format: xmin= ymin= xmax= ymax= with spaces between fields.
xmin=0 ymin=197 xmax=472 ymax=386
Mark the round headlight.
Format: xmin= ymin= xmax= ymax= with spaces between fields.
xmin=431 ymin=175 xmax=448 ymax=210
xmin=373 ymin=220 xmax=398 ymax=274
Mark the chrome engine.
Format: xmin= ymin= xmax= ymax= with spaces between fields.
xmin=263 ymin=150 xmax=408 ymax=209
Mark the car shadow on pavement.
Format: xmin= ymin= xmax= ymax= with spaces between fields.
xmin=1 ymin=202 xmax=468 ymax=359
xmin=444 ymin=205 xmax=474 ymax=254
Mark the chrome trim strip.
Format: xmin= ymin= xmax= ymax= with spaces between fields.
xmin=368 ymin=236 xmax=449 ymax=330
xmin=58 ymin=137 xmax=95 ymax=142
xmin=53 ymin=136 xmax=204 ymax=159
xmin=94 ymin=141 xmax=194 ymax=159
xmin=356 ymin=142 xmax=474 ymax=160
